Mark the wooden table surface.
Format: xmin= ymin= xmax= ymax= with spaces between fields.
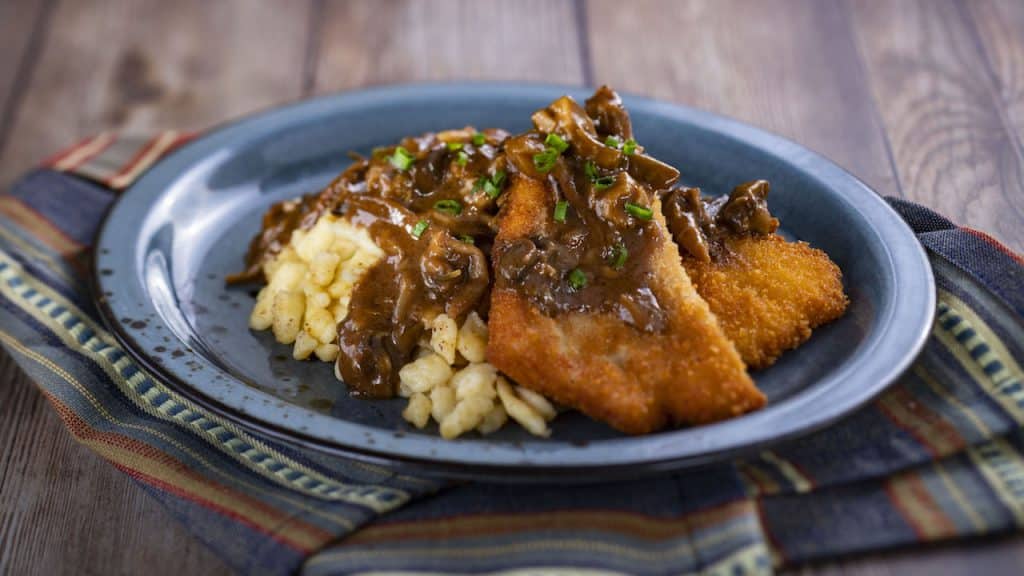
xmin=1 ymin=1 xmax=1023 ymax=574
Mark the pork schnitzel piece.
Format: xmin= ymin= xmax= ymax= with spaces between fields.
xmin=683 ymin=235 xmax=847 ymax=369
xmin=662 ymin=181 xmax=848 ymax=369
xmin=487 ymin=91 xmax=765 ymax=434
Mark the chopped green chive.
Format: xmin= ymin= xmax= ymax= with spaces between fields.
xmin=456 ymin=150 xmax=469 ymax=166
xmin=544 ymin=133 xmax=569 ymax=154
xmin=533 ymin=148 xmax=559 ymax=173
xmin=472 ymin=132 xmax=486 ymax=146
xmin=492 ymin=170 xmax=506 ymax=188
xmin=434 ymin=199 xmax=462 ymax=215
xmin=585 ymin=161 xmax=616 ymax=190
xmin=593 ymin=175 xmax=616 ymax=191
xmin=622 ymin=138 xmax=638 ymax=155
xmin=568 ymin=268 xmax=587 ymax=290
xmin=611 ymin=244 xmax=629 ymax=269
xmin=460 ymin=235 xmax=475 ymax=245
xmin=411 ymin=220 xmax=429 ymax=238
xmin=483 ymin=179 xmax=501 ymax=199
xmin=553 ymin=200 xmax=569 ymax=223
xmin=625 ymin=202 xmax=653 ymax=220
xmin=604 ymin=135 xmax=621 ymax=149
xmin=390 ymin=146 xmax=415 ymax=170
xmin=446 ymin=141 xmax=464 ymax=151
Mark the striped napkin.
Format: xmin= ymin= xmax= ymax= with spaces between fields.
xmin=1 ymin=132 xmax=1022 ymax=575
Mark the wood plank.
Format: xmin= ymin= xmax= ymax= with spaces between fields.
xmin=0 ymin=350 xmax=228 ymax=575
xmin=964 ymin=0 xmax=1024 ymax=249
xmin=0 ymin=0 xmax=313 ymax=188
xmin=0 ymin=0 xmax=313 ymax=574
xmin=848 ymin=0 xmax=1024 ymax=252
xmin=585 ymin=0 xmax=900 ymax=199
xmin=311 ymin=0 xmax=584 ymax=92
xmin=0 ymin=0 xmax=49 ymax=147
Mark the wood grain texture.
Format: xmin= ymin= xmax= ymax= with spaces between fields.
xmin=0 ymin=0 xmax=314 ymax=188
xmin=0 ymin=0 xmax=51 ymax=149
xmin=585 ymin=0 xmax=900 ymax=198
xmin=848 ymin=0 xmax=1024 ymax=252
xmin=312 ymin=0 xmax=584 ymax=92
xmin=0 ymin=350 xmax=228 ymax=575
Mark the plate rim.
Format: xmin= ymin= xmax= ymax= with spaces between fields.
xmin=92 ymin=81 xmax=936 ymax=480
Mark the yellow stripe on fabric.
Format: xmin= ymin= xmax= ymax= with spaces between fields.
xmin=735 ymin=462 xmax=780 ymax=496
xmin=108 ymin=131 xmax=179 ymax=189
xmin=53 ymin=132 xmax=115 ymax=171
xmin=934 ymin=290 xmax=1024 ymax=423
xmin=931 ymin=460 xmax=990 ymax=533
xmin=758 ymin=451 xmax=813 ymax=493
xmin=0 ymin=331 xmax=356 ymax=530
xmin=913 ymin=365 xmax=994 ymax=438
xmin=967 ymin=438 xmax=1024 ymax=527
xmin=0 ymin=225 xmax=77 ymax=287
xmin=0 ymin=250 xmax=414 ymax=512
xmin=703 ymin=542 xmax=773 ymax=576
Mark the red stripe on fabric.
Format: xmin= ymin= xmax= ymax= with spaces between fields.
xmin=41 ymin=135 xmax=98 ymax=167
xmin=38 ymin=392 xmax=330 ymax=552
xmin=344 ymin=499 xmax=751 ymax=546
xmin=874 ymin=387 xmax=966 ymax=459
xmin=963 ymin=228 xmax=1024 ymax=266
xmin=754 ymin=499 xmax=786 ymax=566
xmin=0 ymin=197 xmax=83 ymax=257
xmin=103 ymin=134 xmax=166 ymax=187
xmin=113 ymin=464 xmax=312 ymax=553
xmin=58 ymin=133 xmax=117 ymax=172
xmin=884 ymin=473 xmax=958 ymax=540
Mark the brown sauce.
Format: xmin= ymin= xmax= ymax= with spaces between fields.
xmin=232 ymin=86 xmax=781 ymax=399
xmin=662 ymin=180 xmax=779 ymax=263
xmin=493 ymin=92 xmax=681 ymax=333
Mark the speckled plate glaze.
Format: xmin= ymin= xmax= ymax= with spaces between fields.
xmin=93 ymin=83 xmax=934 ymax=482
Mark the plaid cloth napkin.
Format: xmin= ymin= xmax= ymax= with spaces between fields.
xmin=2 ymin=132 xmax=1022 ymax=576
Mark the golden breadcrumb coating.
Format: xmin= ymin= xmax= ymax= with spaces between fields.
xmin=488 ymin=176 xmax=765 ymax=435
xmin=683 ymin=235 xmax=848 ymax=369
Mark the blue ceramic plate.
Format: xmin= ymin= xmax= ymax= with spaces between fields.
xmin=93 ymin=83 xmax=934 ymax=482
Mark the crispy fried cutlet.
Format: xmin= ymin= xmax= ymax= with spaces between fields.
xmin=682 ymin=235 xmax=848 ymax=369
xmin=487 ymin=176 xmax=766 ymax=435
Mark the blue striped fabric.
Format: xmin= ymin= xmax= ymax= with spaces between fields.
xmin=1 ymin=140 xmax=1022 ymax=575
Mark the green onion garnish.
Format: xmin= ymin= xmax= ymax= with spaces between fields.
xmin=625 ymin=202 xmax=653 ymax=220
xmin=456 ymin=150 xmax=469 ymax=166
xmin=611 ymin=244 xmax=628 ymax=269
xmin=411 ymin=220 xmax=429 ymax=238
xmin=593 ymin=175 xmax=616 ymax=191
xmin=446 ymin=141 xmax=464 ymax=151
xmin=544 ymin=133 xmax=569 ymax=154
xmin=476 ymin=171 xmax=507 ymax=199
xmin=460 ymin=235 xmax=475 ymax=245
xmin=533 ymin=148 xmax=559 ymax=173
xmin=472 ymin=132 xmax=486 ymax=146
xmin=568 ymin=268 xmax=587 ymax=290
xmin=483 ymin=179 xmax=501 ymax=199
xmin=622 ymin=138 xmax=638 ymax=155
xmin=390 ymin=146 xmax=415 ymax=170
xmin=604 ymin=136 xmax=621 ymax=149
xmin=553 ymin=200 xmax=568 ymax=223
xmin=584 ymin=161 xmax=598 ymax=180
xmin=434 ymin=199 xmax=462 ymax=215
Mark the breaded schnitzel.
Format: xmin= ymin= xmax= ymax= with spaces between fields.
xmin=488 ymin=174 xmax=765 ymax=435
xmin=683 ymin=234 xmax=848 ymax=369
